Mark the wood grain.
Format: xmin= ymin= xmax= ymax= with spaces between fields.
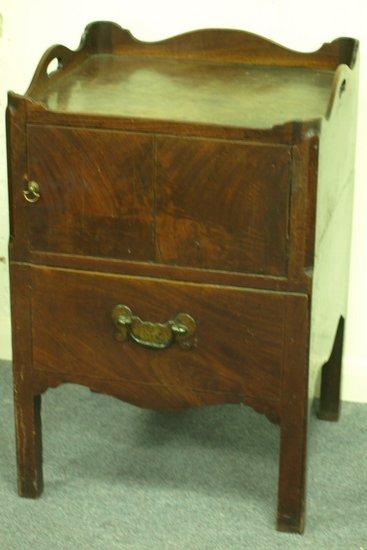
xmin=156 ymin=137 xmax=290 ymax=276
xmin=78 ymin=23 xmax=356 ymax=68
xmin=25 ymin=103 xmax=310 ymax=146
xmin=7 ymin=93 xmax=29 ymax=261
xmin=6 ymin=21 xmax=359 ymax=533
xmin=30 ymin=265 xmax=293 ymax=403
xmin=28 ymin=250 xmax=310 ymax=293
xmin=9 ymin=263 xmax=43 ymax=498
xmin=277 ymin=295 xmax=309 ymax=533
xmin=27 ymin=125 xmax=154 ymax=260
xmin=32 ymin=369 xmax=280 ymax=422
xmin=26 ymin=22 xmax=357 ymax=102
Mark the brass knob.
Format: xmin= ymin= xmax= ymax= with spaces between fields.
xmin=23 ymin=181 xmax=40 ymax=203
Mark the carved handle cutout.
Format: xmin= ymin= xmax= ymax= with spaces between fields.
xmin=339 ymin=78 xmax=347 ymax=97
xmin=112 ymin=305 xmax=196 ymax=350
xmin=46 ymin=57 xmax=63 ymax=76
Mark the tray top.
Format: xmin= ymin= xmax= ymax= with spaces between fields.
xmin=23 ymin=22 xmax=357 ymax=131
xmin=30 ymin=54 xmax=334 ymax=129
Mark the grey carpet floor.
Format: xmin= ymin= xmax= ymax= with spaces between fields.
xmin=0 ymin=361 xmax=366 ymax=549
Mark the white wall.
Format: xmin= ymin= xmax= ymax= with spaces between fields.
xmin=0 ymin=0 xmax=366 ymax=402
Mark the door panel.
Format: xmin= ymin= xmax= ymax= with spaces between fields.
xmin=27 ymin=125 xmax=154 ymax=260
xmin=156 ymin=137 xmax=290 ymax=276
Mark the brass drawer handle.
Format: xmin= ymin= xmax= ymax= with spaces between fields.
xmin=23 ymin=181 xmax=40 ymax=203
xmin=112 ymin=305 xmax=197 ymax=350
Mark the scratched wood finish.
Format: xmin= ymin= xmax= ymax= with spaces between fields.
xmin=156 ymin=137 xmax=290 ymax=275
xmin=7 ymin=22 xmax=359 ymax=534
xmin=30 ymin=266 xmax=288 ymax=402
xmin=27 ymin=125 xmax=154 ymax=260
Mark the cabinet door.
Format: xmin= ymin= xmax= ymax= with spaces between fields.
xmin=156 ymin=137 xmax=290 ymax=276
xmin=27 ymin=125 xmax=154 ymax=260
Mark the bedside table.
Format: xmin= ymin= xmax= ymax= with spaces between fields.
xmin=7 ymin=21 xmax=359 ymax=533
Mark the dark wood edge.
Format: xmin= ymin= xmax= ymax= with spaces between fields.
xmin=9 ymin=263 xmax=33 ymax=398
xmin=277 ymin=294 xmax=309 ymax=533
xmin=26 ymin=22 xmax=359 ymax=96
xmin=81 ymin=22 xmax=358 ymax=69
xmin=12 ymin=254 xmax=312 ymax=294
xmin=24 ymin=97 xmax=309 ymax=145
xmin=9 ymin=263 xmax=44 ymax=496
xmin=303 ymin=137 xmax=319 ymax=271
xmin=79 ymin=22 xmax=358 ymax=69
xmin=31 ymin=367 xmax=280 ymax=422
xmin=25 ymin=261 xmax=308 ymax=299
xmin=289 ymin=134 xmax=320 ymax=280
xmin=7 ymin=93 xmax=29 ymax=260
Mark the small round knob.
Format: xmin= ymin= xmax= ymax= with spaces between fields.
xmin=23 ymin=181 xmax=40 ymax=203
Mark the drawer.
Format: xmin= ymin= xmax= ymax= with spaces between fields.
xmin=26 ymin=127 xmax=290 ymax=278
xmin=30 ymin=266 xmax=299 ymax=402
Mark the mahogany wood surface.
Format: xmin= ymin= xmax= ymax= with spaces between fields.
xmin=26 ymin=126 xmax=291 ymax=278
xmin=30 ymin=265 xmax=292 ymax=401
xmin=155 ymin=137 xmax=290 ymax=275
xmin=7 ymin=21 xmax=359 ymax=534
xmin=27 ymin=125 xmax=155 ymax=260
xmin=278 ymin=296 xmax=309 ymax=533
xmin=9 ymin=263 xmax=43 ymax=497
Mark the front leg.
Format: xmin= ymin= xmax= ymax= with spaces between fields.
xmin=277 ymin=296 xmax=309 ymax=533
xmin=277 ymin=403 xmax=308 ymax=533
xmin=10 ymin=263 xmax=44 ymax=497
xmin=13 ymin=389 xmax=43 ymax=498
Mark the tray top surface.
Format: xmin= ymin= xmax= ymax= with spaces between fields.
xmin=31 ymin=54 xmax=335 ymax=129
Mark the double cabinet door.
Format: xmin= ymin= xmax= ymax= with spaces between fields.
xmin=27 ymin=125 xmax=291 ymax=277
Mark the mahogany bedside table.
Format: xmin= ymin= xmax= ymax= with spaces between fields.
xmin=7 ymin=21 xmax=359 ymax=533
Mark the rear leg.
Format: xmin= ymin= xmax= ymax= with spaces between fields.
xmin=317 ymin=316 xmax=344 ymax=421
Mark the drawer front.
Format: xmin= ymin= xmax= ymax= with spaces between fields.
xmin=31 ymin=266 xmax=290 ymax=401
xmin=156 ymin=137 xmax=290 ymax=276
xmin=27 ymin=125 xmax=154 ymax=260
